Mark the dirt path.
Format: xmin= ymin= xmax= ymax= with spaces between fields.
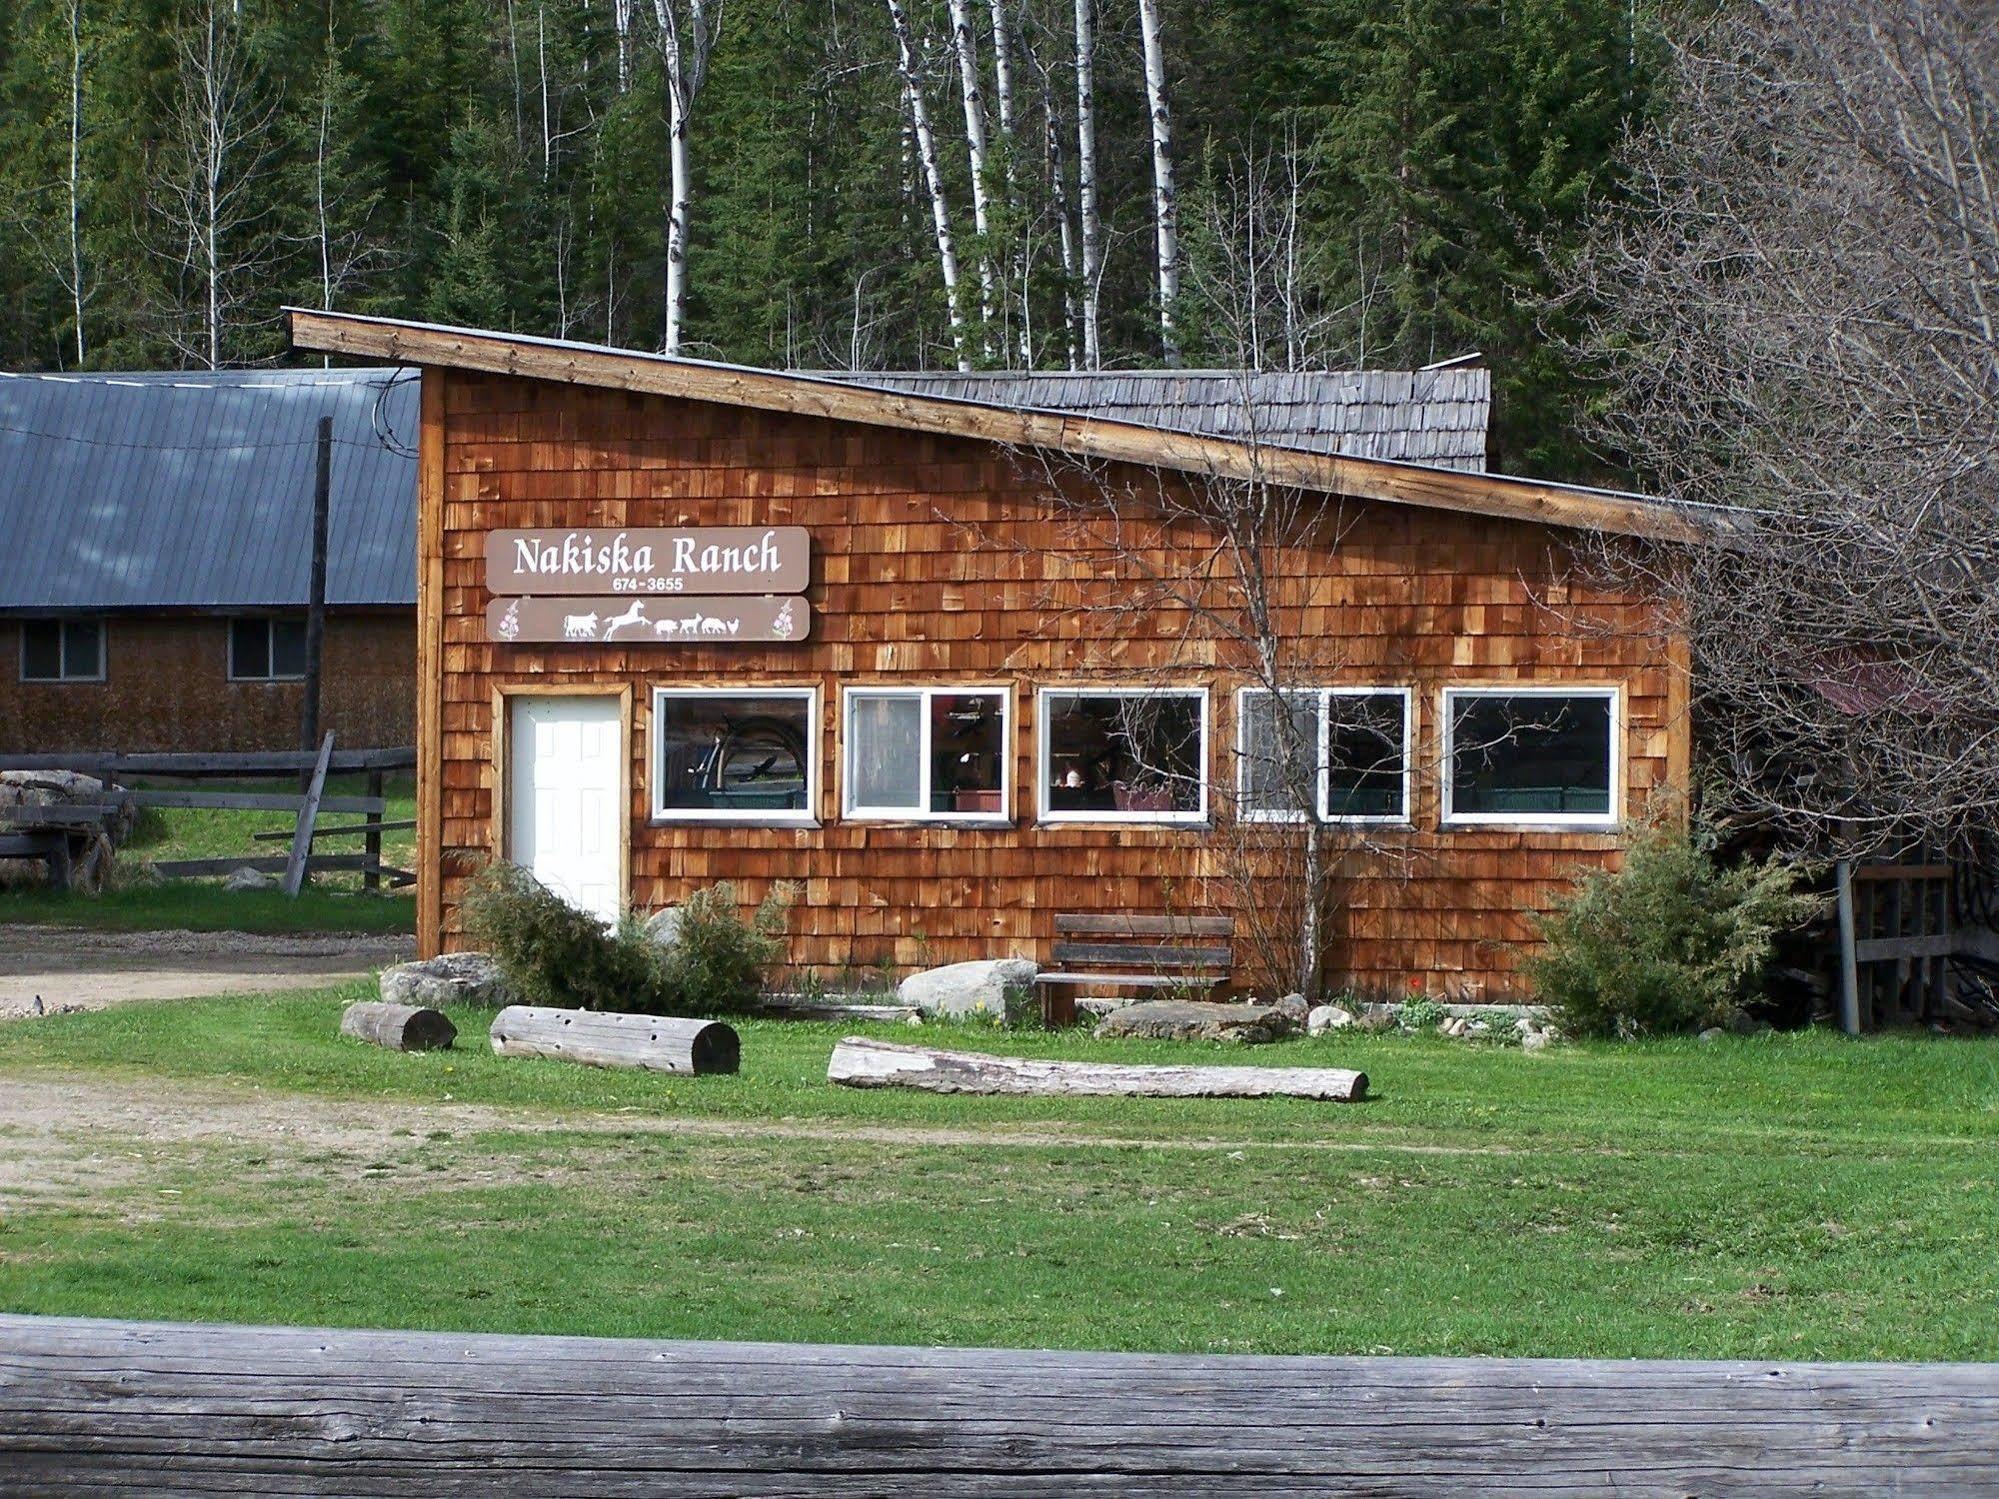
xmin=0 ymin=926 xmax=413 ymax=1018
xmin=0 ymin=1068 xmax=1517 ymax=1209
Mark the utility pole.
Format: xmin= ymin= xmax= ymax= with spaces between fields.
xmin=301 ymin=415 xmax=331 ymax=758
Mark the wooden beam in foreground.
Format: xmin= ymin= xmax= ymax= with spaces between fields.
xmin=2 ymin=1315 xmax=1993 ymax=1495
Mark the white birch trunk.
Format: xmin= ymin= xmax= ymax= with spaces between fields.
xmin=885 ymin=0 xmax=969 ymax=369
xmin=650 ymin=0 xmax=721 ymax=356
xmin=63 ymin=0 xmax=86 ymax=365
xmin=615 ymin=0 xmax=634 ymax=93
xmin=538 ymin=1 xmax=552 ymax=177
xmin=1041 ymin=64 xmax=1080 ymax=369
xmin=988 ymin=0 xmax=1030 ymax=364
xmin=945 ymin=0 xmax=996 ymax=347
xmin=1073 ymin=0 xmax=1102 ymax=369
xmin=1136 ymin=0 xmax=1180 ymax=362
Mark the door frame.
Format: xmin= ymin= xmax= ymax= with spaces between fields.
xmin=492 ymin=683 xmax=634 ymax=908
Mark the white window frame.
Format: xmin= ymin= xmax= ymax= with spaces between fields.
xmin=1235 ymin=686 xmax=1414 ymax=826
xmin=1036 ymin=685 xmax=1211 ymax=826
xmin=19 ymin=617 xmax=106 ymax=684
xmin=841 ymin=685 xmax=1012 ymax=824
xmin=1441 ymin=684 xmax=1621 ymax=830
xmin=227 ymin=616 xmax=306 ymax=683
xmin=649 ymin=685 xmax=820 ymax=825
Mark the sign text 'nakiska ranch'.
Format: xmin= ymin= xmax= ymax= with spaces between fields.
xmin=485 ymin=527 xmax=809 ymax=596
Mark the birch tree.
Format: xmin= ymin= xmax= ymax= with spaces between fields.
xmin=1072 ymin=0 xmax=1102 ymax=368
xmin=57 ymin=0 xmax=88 ymax=363
xmin=885 ymin=0 xmax=970 ymax=368
xmin=944 ymin=0 xmax=997 ymax=344
xmin=1135 ymin=0 xmax=1180 ymax=362
xmin=151 ymin=0 xmax=282 ymax=367
xmin=649 ymin=0 xmax=724 ymax=354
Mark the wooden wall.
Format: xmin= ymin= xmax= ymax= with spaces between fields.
xmin=0 ymin=612 xmax=414 ymax=755
xmin=426 ymin=369 xmax=1688 ymax=1000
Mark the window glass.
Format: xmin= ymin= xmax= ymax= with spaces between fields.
xmin=62 ymin=620 xmax=102 ymax=679
xmin=1449 ymin=692 xmax=1613 ymax=818
xmin=848 ymin=693 xmax=923 ymax=810
xmin=927 ymin=692 xmax=1005 ymax=814
xmin=1325 ymin=691 xmax=1407 ymax=819
xmin=1238 ymin=691 xmax=1321 ymax=819
xmin=1043 ymin=691 xmax=1205 ymax=818
xmin=230 ymin=619 xmax=271 ymax=680
xmin=655 ymin=692 xmax=812 ymax=816
xmin=20 ymin=621 xmax=63 ymax=681
xmin=270 ymin=619 xmax=308 ymax=679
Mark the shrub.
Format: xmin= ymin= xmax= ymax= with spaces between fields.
xmin=1524 ymin=823 xmax=1822 ymax=1038
xmin=461 ymin=863 xmax=795 ymax=1016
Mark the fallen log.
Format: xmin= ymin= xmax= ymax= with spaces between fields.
xmin=827 ymin=1037 xmax=1367 ymax=1101
xmin=489 ymin=1005 xmax=739 ymax=1074
xmin=4 ymin=1313 xmax=1994 ymax=1495
xmin=339 ymin=1000 xmax=456 ymax=1052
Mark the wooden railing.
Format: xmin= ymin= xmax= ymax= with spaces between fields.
xmin=1 ymin=1315 xmax=1993 ymax=1493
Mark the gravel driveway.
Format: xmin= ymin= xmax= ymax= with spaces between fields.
xmin=0 ymin=925 xmax=414 ymax=1018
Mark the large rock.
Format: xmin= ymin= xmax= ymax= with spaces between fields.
xmin=380 ymin=951 xmax=516 ymax=1009
xmin=643 ymin=906 xmax=685 ymax=951
xmin=1093 ymin=999 xmax=1291 ymax=1045
xmin=1308 ymin=1004 xmax=1356 ymax=1035
xmin=898 ymin=958 xmax=1038 ymax=1022
xmin=223 ymin=866 xmax=277 ymax=892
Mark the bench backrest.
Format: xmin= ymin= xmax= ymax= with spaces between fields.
xmin=1051 ymin=914 xmax=1234 ymax=976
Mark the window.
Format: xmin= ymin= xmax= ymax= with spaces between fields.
xmin=652 ymin=688 xmax=816 ymax=822
xmin=1237 ymin=687 xmax=1411 ymax=823
xmin=1443 ymin=687 xmax=1618 ymax=827
xmin=228 ymin=617 xmax=307 ymax=682
xmin=1039 ymin=688 xmax=1208 ymax=823
xmin=19 ymin=619 xmax=103 ymax=683
xmin=844 ymin=687 xmax=1010 ymax=821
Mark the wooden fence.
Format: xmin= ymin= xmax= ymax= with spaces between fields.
xmin=1 ymin=1315 xmax=1995 ymax=1494
xmin=0 ymin=741 xmax=416 ymax=895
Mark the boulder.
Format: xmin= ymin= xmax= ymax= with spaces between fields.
xmin=1093 ymin=999 xmax=1291 ymax=1045
xmin=643 ymin=906 xmax=685 ymax=951
xmin=380 ymin=951 xmax=516 ymax=1009
xmin=223 ymin=866 xmax=277 ymax=892
xmin=1521 ymin=1030 xmax=1551 ymax=1053
xmin=898 ymin=958 xmax=1039 ymax=1022
xmin=1307 ymin=1004 xmax=1356 ymax=1035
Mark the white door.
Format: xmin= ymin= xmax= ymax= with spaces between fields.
xmin=509 ymin=695 xmax=624 ymax=925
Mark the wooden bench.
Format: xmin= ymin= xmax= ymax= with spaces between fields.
xmin=1036 ymin=913 xmax=1235 ymax=1026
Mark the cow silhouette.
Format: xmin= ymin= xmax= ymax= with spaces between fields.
xmin=562 ymin=612 xmax=599 ymax=639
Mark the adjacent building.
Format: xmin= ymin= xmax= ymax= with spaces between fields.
xmin=0 ymin=368 xmax=418 ymax=753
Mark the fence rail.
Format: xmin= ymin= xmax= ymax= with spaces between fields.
xmin=1 ymin=1315 xmax=1994 ymax=1495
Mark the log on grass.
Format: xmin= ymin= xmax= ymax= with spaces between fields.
xmin=340 ymin=1001 xmax=456 ymax=1052
xmin=827 ymin=1037 xmax=1367 ymax=1101
xmin=489 ymin=1005 xmax=740 ymax=1074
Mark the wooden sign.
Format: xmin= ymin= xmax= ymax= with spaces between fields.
xmin=485 ymin=527 xmax=809 ymax=596
xmin=486 ymin=595 xmax=810 ymax=645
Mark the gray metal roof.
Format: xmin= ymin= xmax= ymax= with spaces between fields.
xmin=812 ymin=367 xmax=1491 ymax=471
xmin=0 ymin=368 xmax=416 ymax=611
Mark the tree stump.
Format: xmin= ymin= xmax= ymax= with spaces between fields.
xmin=340 ymin=1001 xmax=456 ymax=1052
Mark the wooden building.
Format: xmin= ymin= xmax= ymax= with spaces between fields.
xmin=0 ymin=369 xmax=416 ymax=754
xmin=293 ymin=311 xmax=1695 ymax=1001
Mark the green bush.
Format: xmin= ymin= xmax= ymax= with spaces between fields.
xmin=1524 ymin=823 xmax=1822 ymax=1038
xmin=461 ymin=863 xmax=794 ymax=1016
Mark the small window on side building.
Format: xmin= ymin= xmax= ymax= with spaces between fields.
xmin=229 ymin=617 xmax=307 ymax=682
xmin=20 ymin=619 xmax=104 ymax=682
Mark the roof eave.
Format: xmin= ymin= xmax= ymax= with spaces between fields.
xmin=287 ymin=308 xmax=1704 ymax=542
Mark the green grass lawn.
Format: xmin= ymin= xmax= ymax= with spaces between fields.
xmin=0 ymin=774 xmax=416 ymax=933
xmin=4 ymin=990 xmax=1998 ymax=1360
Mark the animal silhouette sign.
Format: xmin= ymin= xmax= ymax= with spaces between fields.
xmin=485 ymin=527 xmax=809 ymax=596
xmin=483 ymin=595 xmax=811 ymax=645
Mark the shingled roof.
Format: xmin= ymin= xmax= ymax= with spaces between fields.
xmin=813 ymin=368 xmax=1492 ymax=471
xmin=0 ymin=368 xmax=417 ymax=612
